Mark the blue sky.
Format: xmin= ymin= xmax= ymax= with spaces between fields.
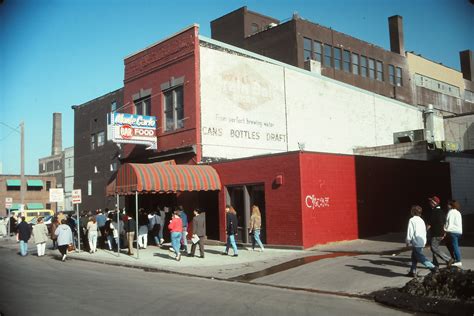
xmin=0 ymin=0 xmax=472 ymax=175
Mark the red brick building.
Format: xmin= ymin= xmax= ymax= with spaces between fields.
xmin=99 ymin=25 xmax=453 ymax=248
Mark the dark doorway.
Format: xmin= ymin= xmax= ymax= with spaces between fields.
xmin=226 ymin=184 xmax=265 ymax=243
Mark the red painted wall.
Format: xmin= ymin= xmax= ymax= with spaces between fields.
xmin=299 ymin=153 xmax=358 ymax=248
xmin=212 ymin=152 xmax=304 ymax=246
xmin=122 ymin=26 xmax=202 ymax=162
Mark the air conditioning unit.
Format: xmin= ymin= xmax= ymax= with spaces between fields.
xmin=304 ymin=59 xmax=321 ymax=74
xmin=393 ymin=129 xmax=425 ymax=144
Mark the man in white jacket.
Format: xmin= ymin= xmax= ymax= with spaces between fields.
xmin=406 ymin=205 xmax=437 ymax=277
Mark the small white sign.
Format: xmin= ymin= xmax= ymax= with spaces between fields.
xmin=49 ymin=188 xmax=64 ymax=203
xmin=72 ymin=189 xmax=82 ymax=204
xmin=5 ymin=197 xmax=12 ymax=209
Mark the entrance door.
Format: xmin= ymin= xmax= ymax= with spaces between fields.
xmin=226 ymin=184 xmax=265 ymax=244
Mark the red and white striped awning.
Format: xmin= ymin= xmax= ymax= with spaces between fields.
xmin=106 ymin=162 xmax=221 ymax=195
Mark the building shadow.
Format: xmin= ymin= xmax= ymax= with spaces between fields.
xmin=358 ymin=257 xmax=410 ymax=269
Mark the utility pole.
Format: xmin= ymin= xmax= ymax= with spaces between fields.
xmin=20 ymin=122 xmax=25 ymax=207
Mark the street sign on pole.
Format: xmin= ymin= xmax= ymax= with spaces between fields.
xmin=49 ymin=188 xmax=64 ymax=203
xmin=72 ymin=189 xmax=82 ymax=204
xmin=5 ymin=197 xmax=12 ymax=209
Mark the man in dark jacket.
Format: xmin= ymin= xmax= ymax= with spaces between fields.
xmin=427 ymin=196 xmax=453 ymax=267
xmin=124 ymin=215 xmax=136 ymax=256
xmin=17 ymin=216 xmax=31 ymax=256
xmin=189 ymin=208 xmax=206 ymax=258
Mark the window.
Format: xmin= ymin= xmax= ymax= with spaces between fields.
xmin=376 ymin=61 xmax=383 ymax=81
xmin=88 ymin=180 xmax=92 ymax=196
xmin=164 ymin=86 xmax=184 ymax=131
xmin=324 ymin=44 xmax=332 ymax=67
xmin=94 ymin=166 xmax=98 ymax=174
xmin=111 ymin=101 xmax=117 ymax=112
xmin=110 ymin=162 xmax=118 ymax=171
xmin=368 ymin=58 xmax=375 ymax=79
xmin=313 ymin=41 xmax=322 ymax=62
xmin=343 ymin=50 xmax=351 ymax=72
xmin=395 ymin=67 xmax=403 ymax=86
xmin=46 ymin=203 xmax=51 ymax=210
xmin=333 ymin=47 xmax=341 ymax=70
xmin=304 ymin=37 xmax=312 ymax=60
xmin=97 ymin=131 xmax=105 ymax=147
xmin=90 ymin=134 xmax=96 ymax=150
xmin=388 ymin=65 xmax=395 ymax=85
xmin=46 ymin=181 xmax=51 ymax=191
xmin=135 ymin=97 xmax=151 ymax=116
xmin=251 ymin=23 xmax=259 ymax=35
xmin=360 ymin=56 xmax=368 ymax=77
xmin=351 ymin=53 xmax=359 ymax=75
xmin=465 ymin=90 xmax=474 ymax=103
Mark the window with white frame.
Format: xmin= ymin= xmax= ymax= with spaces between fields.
xmin=135 ymin=97 xmax=151 ymax=116
xmin=97 ymin=131 xmax=105 ymax=147
xmin=90 ymin=134 xmax=96 ymax=150
xmin=164 ymin=86 xmax=184 ymax=131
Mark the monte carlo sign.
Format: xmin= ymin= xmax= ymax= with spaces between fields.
xmin=107 ymin=112 xmax=157 ymax=150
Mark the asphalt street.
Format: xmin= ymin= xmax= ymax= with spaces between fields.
xmin=0 ymin=247 xmax=409 ymax=316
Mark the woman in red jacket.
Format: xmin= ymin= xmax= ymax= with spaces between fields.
xmin=168 ymin=212 xmax=183 ymax=261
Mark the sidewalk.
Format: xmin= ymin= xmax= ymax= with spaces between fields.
xmin=1 ymin=233 xmax=472 ymax=296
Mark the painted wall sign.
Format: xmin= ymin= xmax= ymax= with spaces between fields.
xmin=200 ymin=47 xmax=288 ymax=159
xmin=108 ymin=112 xmax=157 ymax=150
xmin=305 ymin=194 xmax=330 ymax=210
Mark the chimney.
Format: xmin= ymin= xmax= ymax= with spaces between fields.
xmin=52 ymin=112 xmax=62 ymax=155
xmin=460 ymin=50 xmax=473 ymax=81
xmin=388 ymin=15 xmax=405 ymax=56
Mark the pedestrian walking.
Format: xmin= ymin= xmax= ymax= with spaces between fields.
xmin=50 ymin=217 xmax=59 ymax=250
xmin=17 ymin=216 xmax=31 ymax=257
xmin=189 ymin=208 xmax=206 ymax=258
xmin=406 ymin=205 xmax=437 ymax=277
xmin=55 ymin=219 xmax=73 ymax=262
xmin=150 ymin=210 xmax=161 ymax=246
xmin=124 ymin=215 xmax=136 ymax=256
xmin=222 ymin=205 xmax=238 ymax=257
xmin=427 ymin=196 xmax=453 ymax=267
xmin=79 ymin=212 xmax=90 ymax=252
xmin=158 ymin=207 xmax=166 ymax=245
xmin=95 ymin=209 xmax=107 ymax=249
xmin=32 ymin=217 xmax=49 ymax=257
xmin=178 ymin=206 xmax=189 ymax=254
xmin=168 ymin=212 xmax=183 ymax=261
xmin=445 ymin=200 xmax=463 ymax=267
xmin=137 ymin=208 xmax=149 ymax=249
xmin=87 ymin=216 xmax=98 ymax=253
xmin=249 ymin=205 xmax=265 ymax=252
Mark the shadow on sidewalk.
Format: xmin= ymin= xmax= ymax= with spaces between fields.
xmin=346 ymin=265 xmax=407 ymax=278
xmin=358 ymin=257 xmax=410 ymax=268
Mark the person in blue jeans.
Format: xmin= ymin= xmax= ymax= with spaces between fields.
xmin=168 ymin=213 xmax=183 ymax=261
xmin=249 ymin=205 xmax=264 ymax=252
xmin=17 ymin=216 xmax=31 ymax=256
xmin=406 ymin=205 xmax=437 ymax=277
xmin=222 ymin=205 xmax=238 ymax=257
xmin=445 ymin=200 xmax=463 ymax=267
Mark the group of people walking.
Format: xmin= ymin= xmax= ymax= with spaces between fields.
xmin=406 ymin=196 xmax=463 ymax=277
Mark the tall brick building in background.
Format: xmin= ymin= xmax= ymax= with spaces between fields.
xmin=73 ymin=7 xmax=473 ymax=247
